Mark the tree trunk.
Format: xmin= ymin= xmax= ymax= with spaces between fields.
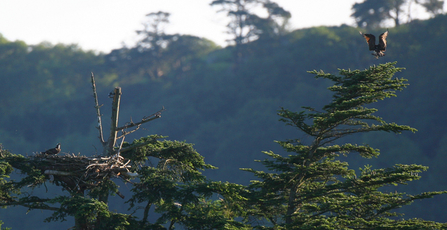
xmin=285 ymin=183 xmax=298 ymax=225
xmin=75 ymin=216 xmax=89 ymax=230
xmin=106 ymin=87 xmax=121 ymax=156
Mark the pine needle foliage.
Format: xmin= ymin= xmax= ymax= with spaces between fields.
xmin=0 ymin=136 xmax=249 ymax=229
xmin=242 ymin=62 xmax=447 ymax=229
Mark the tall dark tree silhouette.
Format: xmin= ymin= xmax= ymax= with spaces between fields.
xmin=210 ymin=0 xmax=290 ymax=44
xmin=418 ymin=0 xmax=445 ymax=16
xmin=106 ymin=11 xmax=219 ymax=82
xmin=352 ymin=0 xmax=405 ymax=28
xmin=210 ymin=0 xmax=290 ymax=65
xmin=137 ymin=11 xmax=172 ymax=55
xmin=352 ymin=0 xmax=444 ymax=28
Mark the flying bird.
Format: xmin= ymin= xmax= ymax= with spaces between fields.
xmin=359 ymin=29 xmax=388 ymax=59
xmin=42 ymin=143 xmax=61 ymax=155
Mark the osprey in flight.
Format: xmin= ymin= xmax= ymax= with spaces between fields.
xmin=359 ymin=29 xmax=388 ymax=59
xmin=42 ymin=143 xmax=61 ymax=155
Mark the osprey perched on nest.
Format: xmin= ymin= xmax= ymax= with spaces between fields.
xmin=42 ymin=143 xmax=61 ymax=155
xmin=359 ymin=29 xmax=388 ymax=59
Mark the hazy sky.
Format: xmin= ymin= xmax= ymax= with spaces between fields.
xmin=0 ymin=0 xmax=439 ymax=53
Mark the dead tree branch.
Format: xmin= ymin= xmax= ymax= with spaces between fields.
xmin=91 ymin=73 xmax=105 ymax=145
xmin=116 ymin=107 xmax=165 ymax=132
xmin=1 ymin=197 xmax=60 ymax=211
xmin=90 ymin=73 xmax=164 ymax=156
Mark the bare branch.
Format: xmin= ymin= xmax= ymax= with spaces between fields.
xmin=116 ymin=107 xmax=165 ymax=131
xmin=116 ymin=134 xmax=126 ymax=157
xmin=116 ymin=127 xmax=141 ymax=139
xmin=91 ymin=72 xmax=105 ymax=144
xmin=1 ymin=198 xmax=60 ymax=211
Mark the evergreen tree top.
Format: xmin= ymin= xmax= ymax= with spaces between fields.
xmin=279 ymin=62 xmax=416 ymax=154
xmin=243 ymin=62 xmax=447 ymax=229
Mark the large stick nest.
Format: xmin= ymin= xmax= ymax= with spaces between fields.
xmin=25 ymin=153 xmax=135 ymax=194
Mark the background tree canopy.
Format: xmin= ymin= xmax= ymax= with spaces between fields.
xmin=351 ymin=0 xmax=444 ymax=28
xmin=0 ymin=1 xmax=447 ymax=229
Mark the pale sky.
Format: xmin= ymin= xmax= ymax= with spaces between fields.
xmin=0 ymin=0 xmax=440 ymax=53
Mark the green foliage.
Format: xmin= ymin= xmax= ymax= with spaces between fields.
xmin=122 ymin=135 xmax=215 ymax=172
xmin=0 ymin=220 xmax=11 ymax=230
xmin=45 ymin=196 xmax=109 ymax=222
xmin=1 ymin=135 xmax=247 ymax=229
xmin=123 ymin=135 xmax=248 ymax=229
xmin=1 ymin=10 xmax=447 ymax=230
xmin=0 ymin=146 xmax=15 ymax=208
xmin=105 ymin=13 xmax=220 ymax=87
xmin=0 ymin=40 xmax=102 ymax=116
xmin=0 ymin=146 xmax=13 ymax=176
xmin=45 ymin=195 xmax=135 ymax=230
xmin=242 ymin=63 xmax=447 ymax=229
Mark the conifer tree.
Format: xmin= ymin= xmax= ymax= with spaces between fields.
xmin=242 ymin=62 xmax=447 ymax=229
xmin=0 ymin=77 xmax=247 ymax=229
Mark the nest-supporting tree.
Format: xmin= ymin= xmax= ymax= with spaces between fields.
xmin=0 ymin=73 xmax=168 ymax=230
xmin=4 ymin=73 xmax=162 ymax=198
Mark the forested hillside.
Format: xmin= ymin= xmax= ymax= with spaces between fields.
xmin=1 ymin=12 xmax=447 ymax=229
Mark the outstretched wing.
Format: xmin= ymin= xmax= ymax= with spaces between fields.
xmin=359 ymin=31 xmax=376 ymax=51
xmin=378 ymin=29 xmax=388 ymax=51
